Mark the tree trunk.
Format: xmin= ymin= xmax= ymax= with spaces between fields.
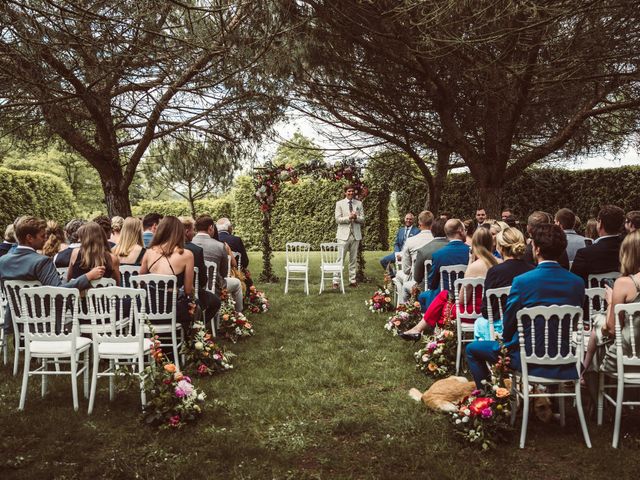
xmin=477 ymin=183 xmax=504 ymax=219
xmin=425 ymin=146 xmax=451 ymax=214
xmin=102 ymin=178 xmax=132 ymax=217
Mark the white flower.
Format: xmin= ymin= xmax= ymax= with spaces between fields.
xmin=455 ymin=419 xmax=461 ymax=424
xmin=462 ymin=416 xmax=469 ymax=423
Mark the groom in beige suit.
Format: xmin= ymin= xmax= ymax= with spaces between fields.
xmin=334 ymin=184 xmax=365 ymax=287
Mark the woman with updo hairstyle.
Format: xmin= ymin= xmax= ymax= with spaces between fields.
xmin=473 ymin=226 xmax=533 ymax=341
xmin=41 ymin=220 xmax=67 ymax=257
xmin=110 ymin=216 xmax=124 ymax=245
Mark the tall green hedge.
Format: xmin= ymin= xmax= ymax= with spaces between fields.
xmin=0 ymin=167 xmax=77 ymax=228
xmin=131 ymin=197 xmax=233 ymax=220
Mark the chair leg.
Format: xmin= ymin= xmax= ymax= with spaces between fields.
xmin=612 ymin=377 xmax=624 ymax=448
xmin=340 ymin=273 xmax=345 ymax=294
xmin=83 ymin=350 xmax=89 ymax=399
xmin=88 ymin=350 xmax=100 ymax=414
xmin=284 ymin=270 xmax=289 ymax=294
xmin=597 ymin=372 xmax=605 ymax=426
xmin=13 ymin=334 xmax=20 ymax=376
xmin=1 ymin=328 xmax=6 ymax=365
xmin=305 ymin=270 xmax=309 ymax=295
xmin=18 ymin=352 xmax=30 ymax=411
xmin=575 ymin=381 xmax=592 ymax=448
xmin=109 ymin=360 xmax=115 ymax=402
xmin=558 ymin=384 xmax=566 ymax=427
xmin=70 ymin=355 xmax=79 ymax=412
xmin=455 ymin=332 xmax=462 ymax=375
xmin=138 ymin=355 xmax=147 ymax=409
xmin=519 ymin=389 xmax=530 ymax=448
xmin=319 ymin=270 xmax=324 ymax=294
xmin=41 ymin=359 xmax=47 ymax=398
xmin=172 ymin=330 xmax=180 ymax=371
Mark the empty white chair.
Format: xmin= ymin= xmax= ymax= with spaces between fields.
xmin=597 ymin=302 xmax=640 ymax=448
xmin=119 ymin=265 xmax=141 ymax=288
xmin=485 ymin=286 xmax=511 ymax=341
xmin=3 ymin=280 xmax=41 ymax=376
xmin=86 ymin=286 xmax=151 ymax=414
xmin=319 ymin=243 xmax=344 ymax=294
xmin=588 ymin=271 xmax=621 ymax=288
xmin=453 ymin=277 xmax=485 ymax=374
xmin=284 ymin=242 xmax=311 ymax=295
xmin=131 ymin=274 xmax=184 ymax=370
xmin=439 ymin=264 xmax=467 ymax=292
xmin=18 ymin=286 xmax=91 ymax=411
xmin=512 ymin=305 xmax=591 ymax=448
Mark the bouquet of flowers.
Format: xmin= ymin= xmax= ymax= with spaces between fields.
xmin=142 ymin=336 xmax=206 ymax=428
xmin=384 ymin=301 xmax=422 ymax=335
xmin=414 ymin=325 xmax=457 ymax=379
xmin=449 ymin=343 xmax=513 ymax=449
xmin=245 ymin=285 xmax=270 ymax=314
xmin=181 ymin=318 xmax=235 ymax=376
xmin=218 ymin=291 xmax=254 ymax=343
xmin=366 ymin=285 xmax=394 ymax=313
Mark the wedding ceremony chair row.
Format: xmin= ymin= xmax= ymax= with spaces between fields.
xmin=597 ymin=302 xmax=640 ymax=448
xmin=485 ymin=286 xmax=511 ymax=341
xmin=284 ymin=242 xmax=311 ymax=295
xmin=512 ymin=305 xmax=591 ymax=448
xmin=453 ymin=277 xmax=484 ymax=374
xmin=319 ymin=242 xmax=345 ymax=294
xmin=17 ymin=286 xmax=91 ymax=412
xmin=588 ymin=271 xmax=621 ymax=288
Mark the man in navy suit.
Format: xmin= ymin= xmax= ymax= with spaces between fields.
xmin=466 ymin=224 xmax=584 ymax=387
xmin=216 ymin=217 xmax=249 ymax=271
xmin=417 ymin=219 xmax=470 ymax=309
xmin=380 ymin=212 xmax=420 ymax=271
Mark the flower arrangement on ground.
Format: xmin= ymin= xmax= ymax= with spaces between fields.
xmin=218 ymin=289 xmax=254 ymax=343
xmin=181 ymin=318 xmax=235 ymax=376
xmin=142 ymin=335 xmax=206 ymax=428
xmin=385 ymin=301 xmax=422 ymax=335
xmin=414 ymin=325 xmax=457 ymax=378
xmin=245 ymin=285 xmax=270 ymax=314
xmin=449 ymin=343 xmax=513 ymax=449
xmin=366 ymin=285 xmax=394 ymax=313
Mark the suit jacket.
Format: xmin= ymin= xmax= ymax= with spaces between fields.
xmin=191 ymin=233 xmax=228 ymax=292
xmin=570 ymin=235 xmax=622 ymax=285
xmin=523 ymin=242 xmax=570 ymax=270
xmin=218 ymin=231 xmax=249 ymax=269
xmin=502 ymin=262 xmax=584 ymax=380
xmin=413 ymin=237 xmax=448 ymax=287
xmin=394 ymin=226 xmax=420 ymax=252
xmin=335 ymin=198 xmax=364 ymax=241
xmin=480 ymin=258 xmax=533 ymax=318
xmin=428 ymin=240 xmax=470 ymax=291
xmin=0 ymin=241 xmax=15 ymax=258
xmin=564 ymin=229 xmax=587 ymax=262
xmin=185 ymin=242 xmax=207 ymax=296
xmin=143 ymin=231 xmax=153 ymax=248
xmin=401 ymin=230 xmax=434 ymax=277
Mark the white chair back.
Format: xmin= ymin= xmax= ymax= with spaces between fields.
xmin=87 ymin=286 xmax=146 ymax=339
xmin=19 ymin=286 xmax=80 ymax=342
xmin=204 ymin=260 xmax=218 ymax=293
xmin=613 ymin=302 xmax=640 ymax=368
xmin=423 ymin=259 xmax=432 ymax=289
xmin=439 ymin=264 xmax=467 ymax=291
xmin=286 ymin=242 xmax=311 ymax=267
xmin=3 ymin=280 xmax=42 ymax=326
xmin=119 ymin=265 xmax=141 ymax=288
xmin=516 ymin=305 xmax=583 ymax=374
xmin=130 ymin=274 xmax=177 ymax=323
xmin=485 ymin=286 xmax=511 ymax=340
xmin=394 ymin=251 xmax=402 ymax=271
xmin=232 ymin=251 xmax=241 ymax=267
xmin=90 ymin=278 xmax=117 ymax=289
xmin=584 ymin=287 xmax=606 ymax=330
xmin=453 ymin=277 xmax=484 ymax=322
xmin=588 ymin=271 xmax=621 ymax=288
xmin=320 ymin=242 xmax=344 ymax=267
xmin=193 ymin=266 xmax=199 ymax=300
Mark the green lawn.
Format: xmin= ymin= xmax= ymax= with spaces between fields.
xmin=1 ymin=251 xmax=638 ymax=479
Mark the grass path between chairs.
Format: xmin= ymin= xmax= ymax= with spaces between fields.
xmin=0 ymin=251 xmax=639 ymax=479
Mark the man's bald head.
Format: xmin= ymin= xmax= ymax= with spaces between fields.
xmin=444 ymin=219 xmax=465 ymax=240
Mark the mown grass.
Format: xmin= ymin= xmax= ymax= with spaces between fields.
xmin=1 ymin=251 xmax=639 ymax=479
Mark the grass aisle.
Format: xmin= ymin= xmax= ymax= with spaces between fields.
xmin=0 ymin=252 xmax=638 ymax=479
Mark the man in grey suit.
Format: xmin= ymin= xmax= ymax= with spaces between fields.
xmin=412 ymin=218 xmax=449 ymax=294
xmin=191 ymin=215 xmax=243 ymax=312
xmin=554 ymin=208 xmax=587 ymax=262
xmin=334 ymin=184 xmax=365 ymax=287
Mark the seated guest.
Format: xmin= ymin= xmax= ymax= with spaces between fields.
xmin=54 ymin=218 xmax=86 ymax=267
xmin=413 ymin=218 xmax=448 ymax=292
xmin=475 ymin=208 xmax=488 ymax=228
xmin=110 ymin=216 xmax=124 ymax=245
xmin=193 ymin=215 xmax=243 ymax=312
xmin=41 ymin=220 xmax=67 ymax=258
xmin=0 ymin=224 xmax=17 ymax=258
xmin=523 ymin=211 xmax=570 ymax=269
xmin=474 ymin=227 xmax=532 ymax=341
xmin=68 ymin=222 xmax=121 ymax=286
xmin=571 ymin=205 xmax=624 ymax=285
xmin=463 ymin=219 xmax=476 ymax=247
xmin=93 ymin=215 xmax=116 ymax=249
xmin=216 ymin=217 xmax=249 ymax=271
xmin=401 ymin=227 xmax=498 ymax=340
xmin=417 ymin=219 xmax=470 ymax=310
xmin=625 ymin=211 xmax=640 ymax=234
xmin=179 ymin=216 xmax=221 ymax=324
xmin=489 ymin=221 xmax=508 ymax=258
xmin=584 ymin=218 xmax=598 ymax=242
xmin=554 ymin=208 xmax=587 ymax=262
xmin=396 ymin=211 xmax=434 ymax=302
xmin=501 ymin=208 xmax=514 ymax=221
xmin=142 ymin=212 xmax=163 ymax=248
xmin=380 ymin=212 xmax=419 ymax=272
xmin=112 ymin=217 xmax=146 ymax=266
xmin=466 ymin=224 xmax=584 ymax=388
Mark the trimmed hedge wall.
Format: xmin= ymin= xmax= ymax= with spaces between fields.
xmin=131 ymin=197 xmax=234 ymax=220
xmin=0 ymin=167 xmax=77 ymax=227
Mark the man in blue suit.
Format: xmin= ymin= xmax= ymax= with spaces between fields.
xmin=417 ymin=219 xmax=470 ymax=309
xmin=466 ymin=224 xmax=584 ymax=387
xmin=380 ymin=213 xmax=420 ymax=271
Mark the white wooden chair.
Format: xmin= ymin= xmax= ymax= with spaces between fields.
xmin=227 ymin=253 xmax=241 ymax=278
xmin=86 ymin=287 xmax=151 ymax=414
xmin=584 ymin=287 xmax=606 ymax=331
xmin=3 ymin=280 xmax=41 ymax=376
xmin=485 ymin=286 xmax=511 ymax=341
xmin=0 ymin=288 xmax=8 ymax=365
xmin=78 ymin=278 xmax=119 ymax=335
xmin=284 ymin=242 xmax=311 ymax=295
xmin=119 ymin=265 xmax=141 ymax=288
xmin=453 ymin=277 xmax=484 ymax=374
xmin=597 ymin=302 xmax=640 ymax=448
xmin=439 ymin=264 xmax=467 ymax=292
xmin=319 ymin=243 xmax=344 ymax=294
xmin=588 ymin=271 xmax=621 ymax=288
xmin=17 ymin=286 xmax=91 ymax=411
xmin=422 ymin=259 xmax=432 ymax=291
xmin=193 ymin=266 xmax=200 ymax=300
xmin=130 ymin=274 xmax=184 ymax=370
xmin=512 ymin=305 xmax=591 ymax=448
xmin=394 ymin=251 xmax=402 ymax=272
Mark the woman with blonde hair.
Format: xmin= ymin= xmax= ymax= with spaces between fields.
xmin=41 ymin=220 xmax=67 ymax=257
xmin=113 ymin=216 xmax=146 ymax=266
xmin=67 ymin=221 xmax=121 ymax=286
xmin=473 ymin=226 xmax=533 ymax=341
xmin=110 ymin=216 xmax=124 ymax=245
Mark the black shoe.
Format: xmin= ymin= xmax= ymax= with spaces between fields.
xmin=398 ymin=332 xmax=422 ymax=342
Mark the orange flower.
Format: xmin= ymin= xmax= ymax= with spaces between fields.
xmin=222 ymin=314 xmax=229 ymax=321
xmin=384 ymin=297 xmax=391 ymax=303
xmin=495 ymin=387 xmax=509 ymax=398
xmin=393 ymin=320 xmax=401 ymax=326
xmin=174 ymin=372 xmax=184 ymax=381
xmin=428 ymin=362 xmax=437 ymax=372
xmin=164 ymin=363 xmax=176 ymax=373
xmin=414 ymin=301 xmax=421 ymax=308
xmin=245 ymin=322 xmax=252 ymax=329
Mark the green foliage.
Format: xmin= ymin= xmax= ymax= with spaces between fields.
xmin=362 ymin=169 xmax=391 ymax=251
xmin=0 ymin=167 xmax=77 ymax=227
xmin=131 ymin=196 xmax=233 ymax=220
xmin=271 ymin=131 xmax=324 ymax=167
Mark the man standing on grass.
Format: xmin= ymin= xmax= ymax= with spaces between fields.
xmin=334 ymin=184 xmax=364 ymax=288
